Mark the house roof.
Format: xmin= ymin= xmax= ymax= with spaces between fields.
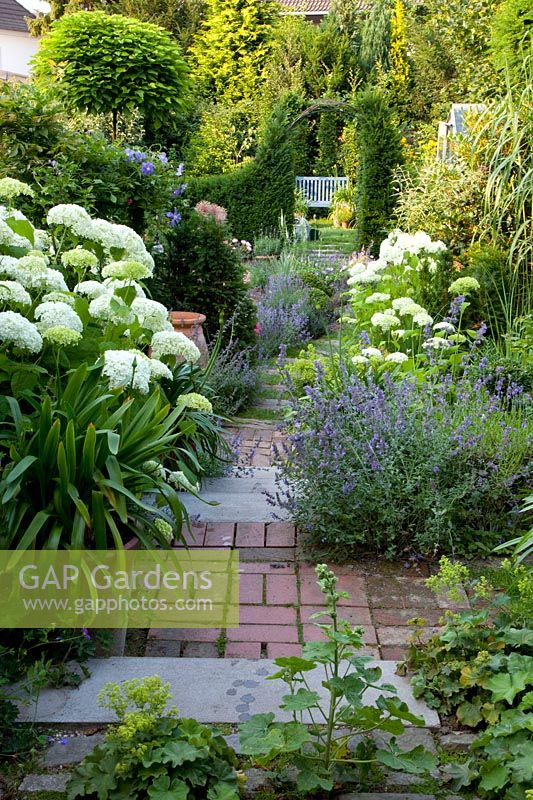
xmin=278 ymin=0 xmax=332 ymax=14
xmin=0 ymin=0 xmax=35 ymax=31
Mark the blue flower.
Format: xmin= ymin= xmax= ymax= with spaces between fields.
xmin=172 ymin=183 xmax=188 ymax=197
xmin=81 ymin=627 xmax=91 ymax=640
xmin=166 ymin=208 xmax=182 ymax=227
xmin=176 ymin=162 xmax=185 ymax=177
xmin=158 ymin=152 xmax=168 ymax=163
xmin=140 ymin=161 xmax=155 ymax=176
xmin=124 ymin=148 xmax=136 ymax=161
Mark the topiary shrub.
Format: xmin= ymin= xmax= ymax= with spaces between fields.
xmin=353 ymin=88 xmax=404 ymax=254
xmin=187 ymin=105 xmax=295 ymax=241
xmin=151 ymin=211 xmax=257 ymax=347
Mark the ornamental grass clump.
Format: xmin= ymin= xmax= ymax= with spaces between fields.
xmin=279 ymin=367 xmax=532 ymax=558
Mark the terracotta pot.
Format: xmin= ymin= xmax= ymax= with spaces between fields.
xmin=341 ymin=221 xmax=349 ymax=229
xmin=169 ymin=311 xmax=208 ymax=366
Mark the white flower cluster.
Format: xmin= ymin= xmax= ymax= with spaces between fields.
xmin=150 ymin=330 xmax=201 ymax=363
xmin=379 ymin=229 xmax=447 ymax=268
xmin=0 ymin=280 xmax=31 ymax=306
xmin=347 ymin=258 xmax=388 ymax=287
xmin=365 ymin=292 xmax=391 ymax=305
xmin=371 ymin=312 xmax=401 ymax=332
xmin=102 ymin=350 xmax=152 ymax=394
xmin=0 ymin=178 xmax=34 ymax=201
xmin=130 ymin=298 xmax=171 ymax=333
xmin=101 ymin=260 xmax=151 ymax=281
xmin=0 ymin=310 xmax=42 ymax=353
xmin=89 ymin=293 xmax=134 ymax=326
xmin=47 ymin=204 xmax=93 ymax=238
xmin=46 ymin=206 xmax=154 ymax=272
xmin=61 ymin=248 xmax=99 ymax=270
xmin=177 ymin=393 xmax=213 ymax=414
xmin=448 ymin=276 xmax=480 ymax=296
xmin=34 ymin=301 xmax=83 ymax=333
xmin=0 ymin=218 xmax=32 ymax=250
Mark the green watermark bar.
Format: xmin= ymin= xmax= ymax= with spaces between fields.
xmin=0 ymin=550 xmax=239 ymax=629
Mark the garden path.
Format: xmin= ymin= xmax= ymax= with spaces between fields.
xmin=145 ymin=369 xmax=470 ymax=661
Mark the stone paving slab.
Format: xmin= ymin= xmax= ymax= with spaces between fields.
xmin=15 ymin=658 xmax=439 ymax=727
xmin=182 ymin=468 xmax=289 ymax=522
xmin=19 ymin=774 xmax=71 ymax=793
xmin=43 ymin=733 xmax=105 ymax=767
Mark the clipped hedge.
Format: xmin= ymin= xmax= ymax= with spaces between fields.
xmin=187 ymin=105 xmax=295 ymax=241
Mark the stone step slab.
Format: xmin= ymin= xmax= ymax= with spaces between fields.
xmin=15 ymin=657 xmax=439 ymax=727
xmin=183 ymin=467 xmax=289 ymax=522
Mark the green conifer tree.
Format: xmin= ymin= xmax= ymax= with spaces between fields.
xmin=190 ymin=0 xmax=279 ymax=103
xmin=359 ymin=0 xmax=392 ymax=77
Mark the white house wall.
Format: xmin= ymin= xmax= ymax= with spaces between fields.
xmin=0 ymin=29 xmax=39 ymax=77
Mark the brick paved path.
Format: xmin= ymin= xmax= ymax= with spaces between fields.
xmin=146 ymin=522 xmax=468 ymax=660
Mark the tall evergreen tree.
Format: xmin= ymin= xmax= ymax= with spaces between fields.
xmin=359 ymin=0 xmax=392 ymax=77
xmin=354 ymin=87 xmax=403 ymax=252
xmin=190 ymin=0 xmax=279 ymax=103
xmin=390 ymin=0 xmax=410 ymax=89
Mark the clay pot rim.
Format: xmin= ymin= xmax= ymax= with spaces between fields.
xmin=169 ymin=310 xmax=206 ymax=326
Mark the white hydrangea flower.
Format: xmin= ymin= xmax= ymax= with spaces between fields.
xmin=27 ymin=249 xmax=49 ymax=264
xmin=142 ymin=460 xmax=166 ymax=479
xmin=61 ymin=248 xmax=99 ymax=270
xmin=102 ymin=278 xmax=146 ymax=298
xmin=150 ymin=330 xmax=201 ymax=363
xmin=177 ymin=393 xmax=213 ymax=414
xmin=89 ymin=293 xmax=134 ymax=325
xmin=448 ymin=276 xmax=481 ymax=296
xmin=361 ymin=347 xmax=383 ymax=359
xmin=31 ymin=268 xmax=69 ymax=293
xmin=422 ymin=337 xmax=452 ymax=350
xmin=42 ymin=326 xmax=82 ymax=346
xmin=0 ymin=178 xmax=34 ymax=201
xmin=89 ymin=219 xmax=154 ymax=270
xmin=131 ymin=297 xmax=169 ymax=332
xmin=433 ymin=321 xmax=455 ymax=334
xmin=102 ymin=349 xmax=151 ymax=394
xmin=41 ymin=291 xmax=75 ymax=306
xmin=168 ymin=471 xmax=198 ymax=493
xmin=365 ymin=292 xmax=391 ymax=304
xmin=371 ymin=312 xmax=401 ymax=331
xmin=385 ymin=351 xmax=409 ymax=363
xmin=101 ymin=260 xmax=152 ymax=281
xmin=0 ymin=280 xmax=31 ymax=306
xmin=47 ymin=204 xmax=93 ymax=237
xmin=351 ymin=355 xmax=369 ymax=365
xmin=412 ymin=312 xmax=434 ymax=326
xmin=0 ymin=310 xmax=42 ymax=353
xmin=34 ymin=301 xmax=83 ymax=333
xmin=75 ymin=280 xmax=108 ymax=299
xmin=33 ymin=229 xmax=51 ymax=252
xmin=398 ymin=303 xmax=426 ymax=317
xmin=17 ymin=255 xmax=48 ymax=276
xmin=149 ymin=358 xmax=173 ymax=381
xmin=392 ymin=296 xmax=416 ymax=312
xmin=0 ymin=219 xmax=32 ymax=250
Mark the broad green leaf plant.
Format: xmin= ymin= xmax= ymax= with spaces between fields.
xmin=239 ymin=564 xmax=437 ymax=793
xmin=67 ymin=676 xmax=242 ymax=800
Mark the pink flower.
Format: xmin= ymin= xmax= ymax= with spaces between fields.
xmin=194 ymin=200 xmax=227 ymax=225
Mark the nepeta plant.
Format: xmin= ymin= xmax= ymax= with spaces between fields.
xmin=279 ymin=366 xmax=532 ymax=557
